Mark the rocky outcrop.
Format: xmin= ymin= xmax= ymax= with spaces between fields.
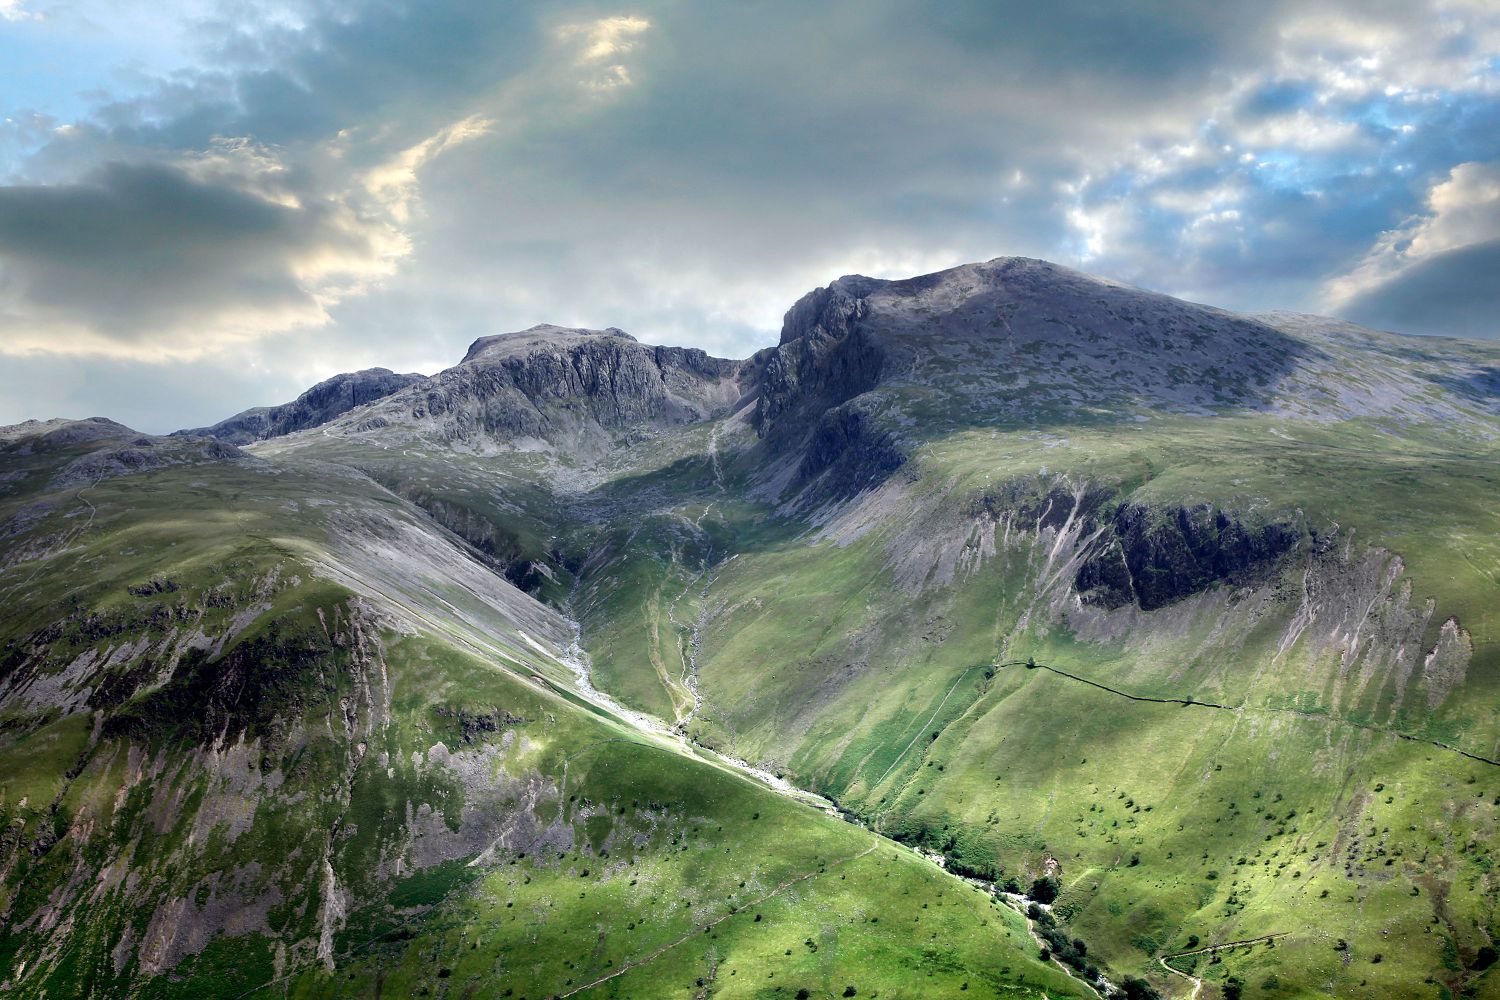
xmin=746 ymin=279 xmax=897 ymax=496
xmin=753 ymin=277 xmax=886 ymax=445
xmin=746 ymin=258 xmax=1316 ymax=501
xmin=0 ymin=418 xmax=249 ymax=487
xmin=174 ymin=368 xmax=425 ymax=444
xmin=337 ymin=325 xmax=745 ymax=452
xmin=53 ymin=436 xmax=246 ymax=487
xmin=0 ymin=417 xmax=136 ymax=450
xmin=943 ymin=480 xmax=1304 ymax=611
xmin=1075 ymin=502 xmax=1304 ymax=611
xmin=403 ymin=492 xmax=567 ymax=594
xmin=793 ymin=398 xmax=906 ymax=497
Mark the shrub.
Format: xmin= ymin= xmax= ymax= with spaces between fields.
xmin=1028 ymin=877 xmax=1060 ymax=904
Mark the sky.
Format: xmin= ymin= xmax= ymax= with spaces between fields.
xmin=1 ymin=0 xmax=1499 ymax=433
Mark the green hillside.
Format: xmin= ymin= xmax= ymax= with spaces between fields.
xmin=0 ymin=420 xmax=1079 ymax=999
xmin=5 ymin=258 xmax=1500 ymax=998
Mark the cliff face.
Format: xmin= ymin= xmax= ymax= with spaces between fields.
xmin=752 ymin=277 xmax=886 ymax=445
xmin=1075 ymin=502 xmax=1305 ymax=611
xmin=742 ymin=258 xmax=1321 ymax=502
xmin=744 ymin=280 xmax=893 ymax=496
xmin=175 ymin=368 xmax=425 ymax=444
xmin=328 ymin=325 xmax=746 ymax=452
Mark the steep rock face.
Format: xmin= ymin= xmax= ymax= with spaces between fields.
xmin=332 ymin=325 xmax=745 ymax=452
xmin=174 ymin=368 xmax=426 ymax=444
xmin=793 ymin=397 xmax=906 ymax=497
xmin=748 ymin=257 xmax=1314 ymax=500
xmin=753 ymin=277 xmax=886 ymax=444
xmin=405 ymin=492 xmax=567 ymax=595
xmin=749 ymin=280 xmax=893 ymax=496
xmin=1075 ymin=503 xmax=1305 ymax=611
xmin=951 ymin=480 xmax=1305 ymax=611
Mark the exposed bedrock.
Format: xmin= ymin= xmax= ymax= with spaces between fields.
xmin=752 ymin=278 xmax=886 ymax=447
xmin=1075 ymin=502 xmax=1305 ymax=611
xmin=958 ymin=480 xmax=1306 ymax=611
xmin=354 ymin=326 xmax=745 ymax=450
xmin=175 ymin=368 xmax=425 ymax=443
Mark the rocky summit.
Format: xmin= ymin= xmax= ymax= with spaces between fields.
xmin=175 ymin=368 xmax=427 ymax=445
xmin=3 ymin=258 xmax=1500 ymax=1000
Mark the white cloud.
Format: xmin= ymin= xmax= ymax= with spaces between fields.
xmin=361 ymin=114 xmax=495 ymax=225
xmin=556 ymin=14 xmax=651 ymax=90
xmin=0 ymin=0 xmax=36 ymax=22
xmin=1323 ymin=160 xmax=1500 ymax=311
xmin=561 ymin=14 xmax=650 ymax=62
xmin=0 ymin=116 xmax=496 ymax=361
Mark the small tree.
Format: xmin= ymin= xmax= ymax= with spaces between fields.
xmin=1028 ymin=876 xmax=1060 ymax=905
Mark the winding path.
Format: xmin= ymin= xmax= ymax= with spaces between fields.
xmin=1158 ymin=933 xmax=1288 ymax=999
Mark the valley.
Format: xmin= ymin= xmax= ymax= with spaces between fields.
xmin=3 ymin=258 xmax=1499 ymax=998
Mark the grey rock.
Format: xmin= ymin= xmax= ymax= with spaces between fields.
xmin=328 ymin=324 xmax=745 ymax=453
xmin=174 ymin=368 xmax=426 ymax=443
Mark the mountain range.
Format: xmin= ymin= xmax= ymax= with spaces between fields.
xmin=2 ymin=257 xmax=1498 ymax=999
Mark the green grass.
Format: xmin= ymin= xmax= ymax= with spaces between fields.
xmin=8 ymin=351 xmax=1500 ymax=999
xmin=0 ymin=435 xmax=1082 ymax=999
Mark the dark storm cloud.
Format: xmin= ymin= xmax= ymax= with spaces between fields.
xmin=0 ymin=158 xmax=371 ymax=344
xmin=1340 ymin=240 xmax=1500 ymax=340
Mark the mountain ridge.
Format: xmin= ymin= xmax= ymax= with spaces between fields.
xmin=179 ymin=256 xmax=1500 ymax=459
xmin=5 ymin=256 xmax=1500 ymax=999
xmin=173 ymin=367 xmax=425 ymax=444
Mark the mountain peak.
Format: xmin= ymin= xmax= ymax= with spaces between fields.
xmin=174 ymin=368 xmax=424 ymax=444
xmin=461 ymin=324 xmax=637 ymax=364
xmin=0 ymin=415 xmax=137 ymax=448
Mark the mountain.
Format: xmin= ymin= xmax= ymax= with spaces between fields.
xmin=313 ymin=324 xmax=747 ymax=454
xmin=3 ymin=257 xmax=1499 ymax=1000
xmin=173 ymin=367 xmax=426 ymax=444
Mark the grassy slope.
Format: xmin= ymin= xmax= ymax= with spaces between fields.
xmin=0 ymin=437 xmax=1074 ymax=999
xmin=138 ymin=322 xmax=1500 ymax=1000
xmin=675 ymin=413 xmax=1500 ymax=999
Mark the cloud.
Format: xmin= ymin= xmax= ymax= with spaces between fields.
xmin=361 ymin=114 xmax=495 ymax=225
xmin=0 ymin=0 xmax=35 ymax=22
xmin=0 ymin=2 xmax=651 ymax=365
xmin=0 ymin=145 xmax=372 ymax=358
xmin=0 ymin=109 xmax=506 ymax=360
xmin=551 ymin=14 xmax=651 ymax=90
xmin=1052 ymin=1 xmax=1500 ymax=312
xmin=1325 ymin=161 xmax=1500 ymax=336
xmin=2 ymin=0 xmax=1500 ymax=431
xmin=559 ymin=14 xmax=650 ymax=62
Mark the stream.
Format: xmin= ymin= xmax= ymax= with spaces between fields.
xmin=548 ymin=614 xmax=1122 ymax=997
